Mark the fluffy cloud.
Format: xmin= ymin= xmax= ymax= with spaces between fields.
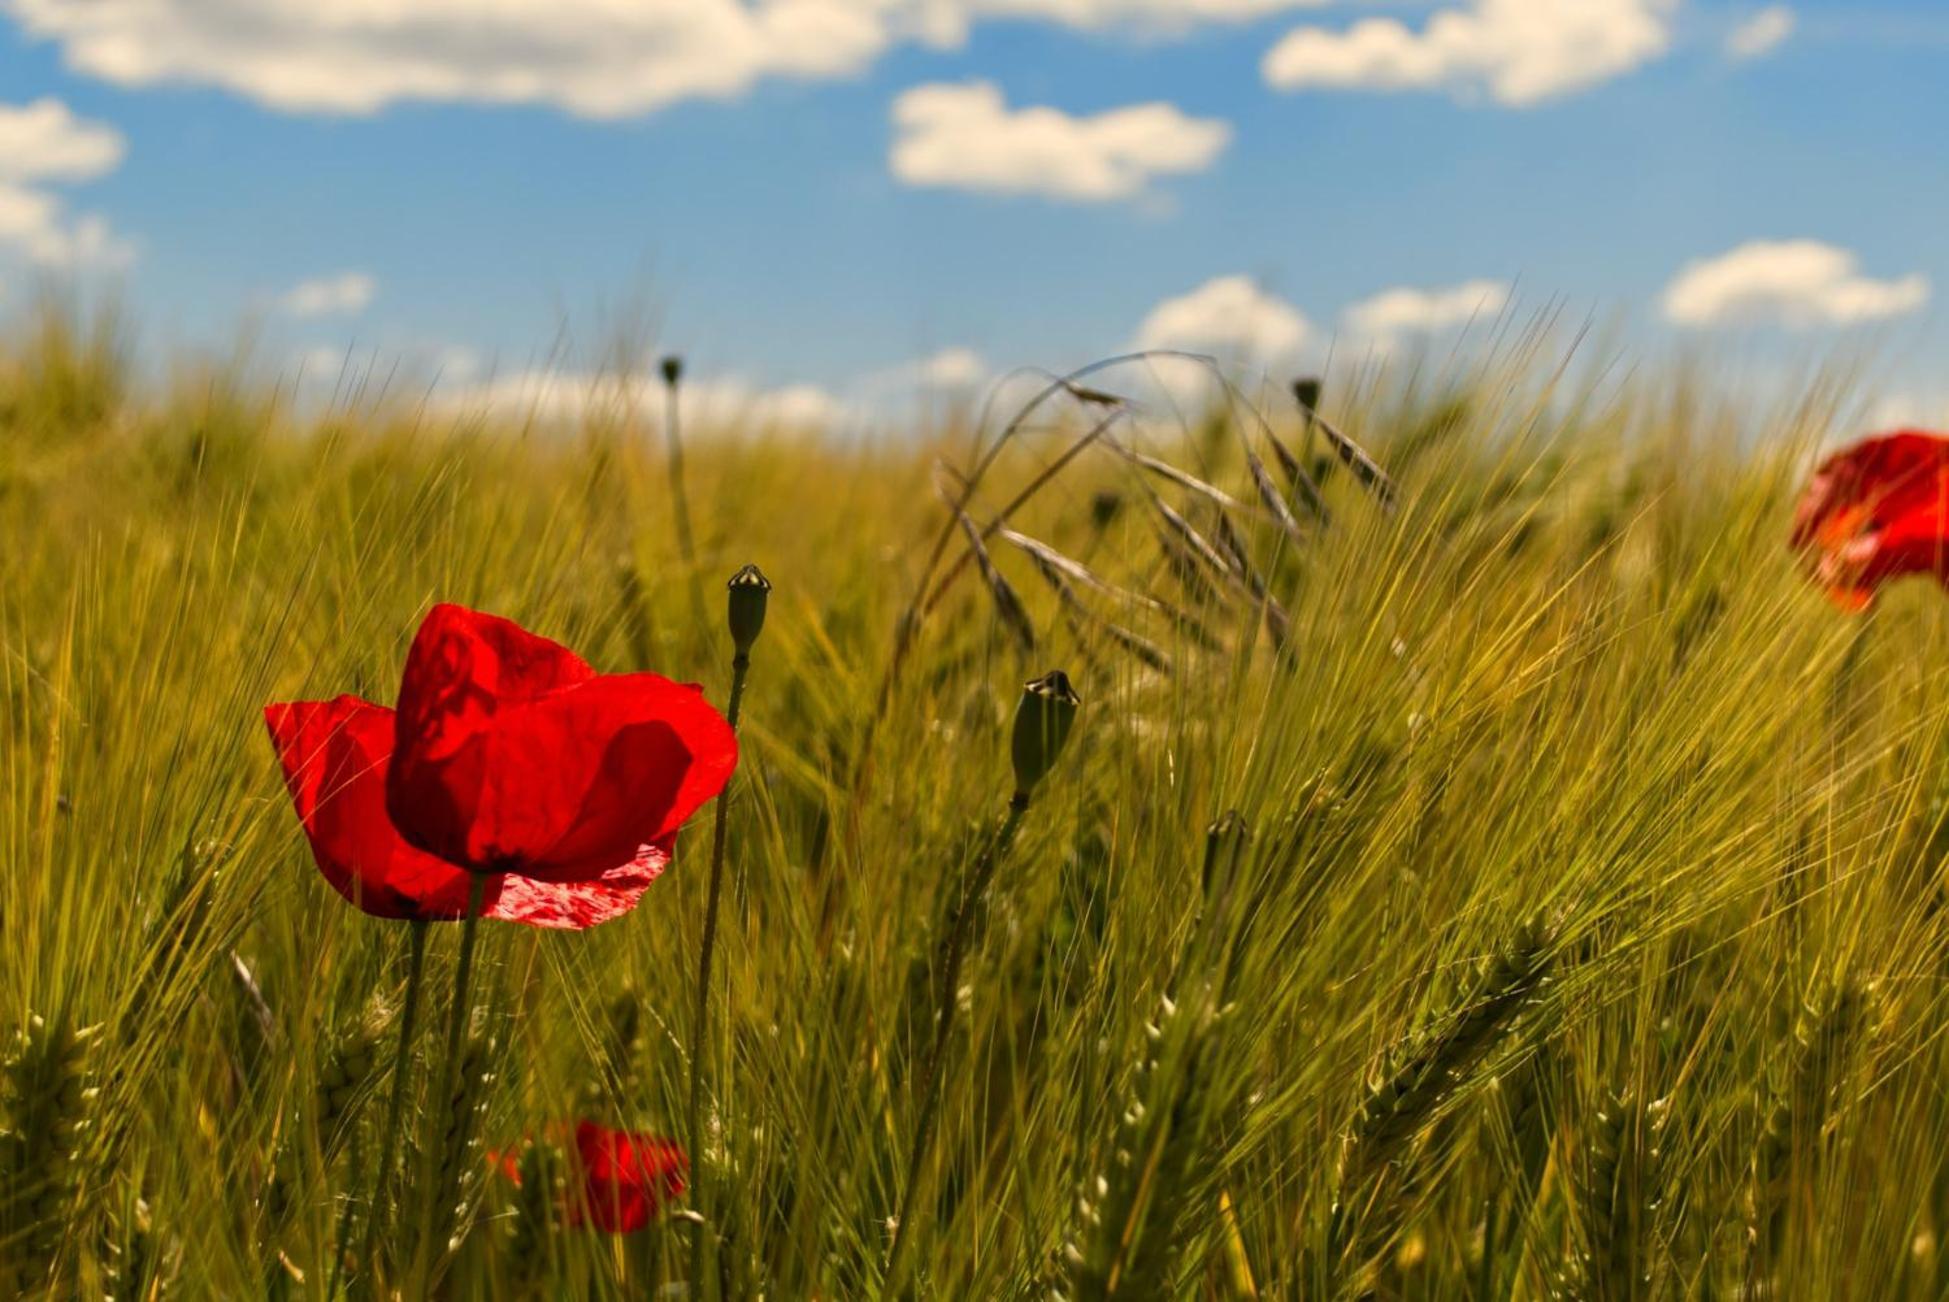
xmin=1262 ymin=0 xmax=1675 ymax=106
xmin=1726 ymin=6 xmax=1794 ymax=60
xmin=1662 ymin=240 xmax=1930 ymax=328
xmin=279 ymin=272 xmax=377 ymax=318
xmin=4 ymin=0 xmax=1322 ymax=120
xmin=896 ymin=346 xmax=987 ymax=389
xmin=1343 ymin=279 xmax=1510 ymax=347
xmin=1134 ymin=275 xmax=1312 ymax=362
xmin=0 ymin=99 xmax=133 ymax=269
xmin=0 ymin=98 xmax=126 ymax=182
xmin=890 ymin=82 xmax=1229 ymax=203
xmin=444 ymin=367 xmax=847 ymax=430
xmin=1867 ymin=391 xmax=1949 ymax=432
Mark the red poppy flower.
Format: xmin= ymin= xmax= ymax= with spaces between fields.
xmin=1791 ymin=430 xmax=1949 ymax=609
xmin=386 ymin=604 xmax=738 ymax=883
xmin=489 ymin=1122 xmax=687 ymax=1233
xmin=569 ymin=1121 xmax=688 ymax=1232
xmin=264 ymin=695 xmax=667 ymax=929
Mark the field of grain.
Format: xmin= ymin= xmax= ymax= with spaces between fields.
xmin=3 ymin=309 xmax=1946 ymax=1299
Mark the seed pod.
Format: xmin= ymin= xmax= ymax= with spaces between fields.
xmin=659 ymin=355 xmax=683 ymax=387
xmin=1292 ymin=376 xmax=1322 ymax=416
xmin=1011 ymin=670 xmax=1080 ymax=796
xmin=726 ymin=564 xmax=771 ymax=657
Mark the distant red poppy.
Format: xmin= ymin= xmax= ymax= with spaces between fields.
xmin=264 ymin=696 xmax=667 ymax=929
xmin=569 ymin=1121 xmax=688 ymax=1233
xmin=1791 ymin=430 xmax=1949 ymax=609
xmin=490 ymin=1122 xmax=687 ymax=1233
xmin=386 ymin=604 xmax=738 ymax=883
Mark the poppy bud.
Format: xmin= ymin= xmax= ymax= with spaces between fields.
xmin=1292 ymin=376 xmax=1322 ymax=415
xmin=727 ymin=564 xmax=771 ymax=657
xmin=1011 ymin=669 xmax=1080 ymax=797
xmin=660 ymin=355 xmax=683 ymax=387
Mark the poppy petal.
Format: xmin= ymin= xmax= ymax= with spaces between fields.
xmin=570 ymin=1121 xmax=687 ymax=1233
xmin=386 ymin=606 xmax=737 ymax=877
xmin=1790 ymin=430 xmax=1949 ymax=607
xmin=264 ymin=696 xmax=657 ymax=929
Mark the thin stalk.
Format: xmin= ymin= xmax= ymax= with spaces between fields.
xmin=409 ymin=872 xmax=489 ymax=1294
xmin=664 ymin=377 xmax=707 ymax=633
xmin=343 ymin=919 xmax=429 ymax=1298
xmin=686 ymin=649 xmax=752 ymax=1293
xmin=884 ymin=794 xmax=1030 ymax=1292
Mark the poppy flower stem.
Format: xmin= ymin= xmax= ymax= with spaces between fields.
xmin=342 ymin=918 xmax=429 ymax=1298
xmin=686 ymin=647 xmax=751 ymax=1290
xmin=411 ymin=871 xmax=490 ymax=1291
xmin=660 ymin=357 xmax=709 ymax=635
xmin=885 ymin=793 xmax=1030 ymax=1293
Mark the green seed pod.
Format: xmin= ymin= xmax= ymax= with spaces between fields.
xmin=727 ymin=563 xmax=771 ymax=657
xmin=660 ymin=355 xmax=683 ymax=387
xmin=1011 ymin=669 xmax=1080 ymax=796
xmin=1292 ymin=376 xmax=1322 ymax=414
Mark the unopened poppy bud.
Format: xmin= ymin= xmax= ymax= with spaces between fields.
xmin=1011 ymin=669 xmax=1080 ymax=797
xmin=726 ymin=564 xmax=771 ymax=656
xmin=660 ymin=355 xmax=683 ymax=387
xmin=1292 ymin=376 xmax=1322 ymax=414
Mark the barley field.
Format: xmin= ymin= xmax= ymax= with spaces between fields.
xmin=3 ymin=308 xmax=1946 ymax=1300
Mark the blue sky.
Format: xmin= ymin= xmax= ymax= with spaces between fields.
xmin=0 ymin=0 xmax=1943 ymax=424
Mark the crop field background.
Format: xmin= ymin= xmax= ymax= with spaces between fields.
xmin=3 ymin=306 xmax=1947 ymax=1299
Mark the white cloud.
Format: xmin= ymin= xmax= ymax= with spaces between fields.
xmin=0 ymin=181 xmax=133 ymax=268
xmin=0 ymin=98 xmax=125 ymax=182
xmin=444 ymin=367 xmax=848 ymax=430
xmin=890 ymin=81 xmax=1229 ymax=203
xmin=930 ymin=0 xmax=1323 ymax=40
xmin=279 ymin=271 xmax=376 ymax=318
xmin=1726 ymin=6 xmax=1794 ymax=60
xmin=0 ymin=98 xmax=132 ymax=268
xmin=3 ymin=0 xmax=1323 ymax=120
xmin=1867 ymin=391 xmax=1949 ymax=431
xmin=1343 ymin=279 xmax=1509 ymax=350
xmin=1262 ymin=0 xmax=1675 ymax=106
xmin=909 ymin=346 xmax=987 ymax=388
xmin=1133 ymin=275 xmax=1312 ymax=363
xmin=855 ymin=346 xmax=991 ymax=405
xmin=1662 ymin=240 xmax=1930 ymax=328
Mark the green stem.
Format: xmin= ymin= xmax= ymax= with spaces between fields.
xmin=686 ymin=651 xmax=750 ymax=1294
xmin=342 ymin=919 xmax=429 ymax=1298
xmin=665 ymin=381 xmax=707 ymax=634
xmin=410 ymin=872 xmax=489 ymax=1294
xmin=884 ymin=794 xmax=1029 ymax=1293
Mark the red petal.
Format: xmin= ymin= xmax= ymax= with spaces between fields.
xmin=1791 ymin=430 xmax=1949 ymax=607
xmin=264 ymin=696 xmax=657 ymax=930
xmin=570 ymin=1121 xmax=687 ymax=1233
xmin=386 ymin=605 xmax=737 ymax=879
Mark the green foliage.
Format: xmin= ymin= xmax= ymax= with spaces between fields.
xmin=0 ymin=314 xmax=1940 ymax=1296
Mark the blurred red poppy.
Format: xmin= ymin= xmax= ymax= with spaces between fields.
xmin=264 ymin=695 xmax=667 ymax=929
xmin=490 ymin=1121 xmax=687 ymax=1233
xmin=386 ymin=604 xmax=738 ymax=882
xmin=569 ymin=1121 xmax=688 ymax=1233
xmin=1791 ymin=430 xmax=1949 ymax=609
